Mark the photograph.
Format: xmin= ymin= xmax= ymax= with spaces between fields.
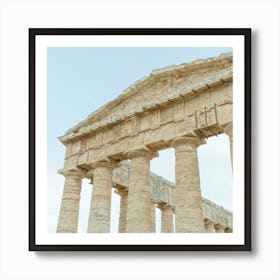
xmin=29 ymin=28 xmax=251 ymax=250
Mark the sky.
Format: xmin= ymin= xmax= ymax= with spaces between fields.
xmin=47 ymin=47 xmax=233 ymax=233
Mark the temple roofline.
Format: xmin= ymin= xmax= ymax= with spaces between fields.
xmin=60 ymin=52 xmax=232 ymax=142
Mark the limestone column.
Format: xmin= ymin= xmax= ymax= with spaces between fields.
xmin=158 ymin=203 xmax=174 ymax=233
xmin=224 ymin=122 xmax=233 ymax=167
xmin=125 ymin=148 xmax=158 ymax=233
xmin=151 ymin=200 xmax=156 ymax=233
xmin=116 ymin=189 xmax=128 ymax=233
xmin=57 ymin=170 xmax=82 ymax=233
xmin=172 ymin=136 xmax=205 ymax=233
xmin=204 ymin=220 xmax=215 ymax=233
xmin=225 ymin=227 xmax=233 ymax=233
xmin=214 ymin=224 xmax=225 ymax=233
xmin=87 ymin=161 xmax=118 ymax=233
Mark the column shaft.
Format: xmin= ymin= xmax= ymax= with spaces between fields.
xmin=229 ymin=136 xmax=233 ymax=166
xmin=118 ymin=190 xmax=128 ymax=233
xmin=151 ymin=202 xmax=156 ymax=233
xmin=126 ymin=149 xmax=156 ymax=233
xmin=224 ymin=123 xmax=233 ymax=167
xmin=87 ymin=162 xmax=115 ymax=233
xmin=159 ymin=204 xmax=174 ymax=233
xmin=57 ymin=170 xmax=82 ymax=233
xmin=173 ymin=136 xmax=205 ymax=233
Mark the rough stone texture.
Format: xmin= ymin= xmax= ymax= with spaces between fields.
xmin=57 ymin=53 xmax=233 ymax=233
xmin=223 ymin=122 xmax=233 ymax=166
xmin=113 ymin=161 xmax=233 ymax=230
xmin=214 ymin=224 xmax=226 ymax=233
xmin=87 ymin=161 xmax=117 ymax=233
xmin=204 ymin=219 xmax=215 ymax=233
xmin=125 ymin=149 xmax=157 ymax=233
xmin=158 ymin=204 xmax=174 ymax=233
xmin=60 ymin=52 xmax=232 ymax=142
xmin=57 ymin=170 xmax=82 ymax=233
xmin=202 ymin=198 xmax=232 ymax=229
xmin=173 ymin=136 xmax=205 ymax=233
xmin=116 ymin=189 xmax=128 ymax=233
xmin=151 ymin=201 xmax=156 ymax=233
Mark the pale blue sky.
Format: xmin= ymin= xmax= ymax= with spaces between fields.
xmin=47 ymin=47 xmax=232 ymax=232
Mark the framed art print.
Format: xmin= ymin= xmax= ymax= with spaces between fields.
xmin=29 ymin=28 xmax=251 ymax=251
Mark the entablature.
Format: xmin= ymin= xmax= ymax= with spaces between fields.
xmin=59 ymin=67 xmax=232 ymax=145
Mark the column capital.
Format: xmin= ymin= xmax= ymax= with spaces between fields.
xmin=88 ymin=160 xmax=120 ymax=173
xmin=171 ymin=135 xmax=205 ymax=149
xmin=151 ymin=199 xmax=157 ymax=204
xmin=225 ymin=227 xmax=233 ymax=233
xmin=114 ymin=188 xmax=128 ymax=197
xmin=157 ymin=203 xmax=175 ymax=212
xmin=223 ymin=122 xmax=233 ymax=138
xmin=204 ymin=219 xmax=215 ymax=233
xmin=58 ymin=169 xmax=83 ymax=178
xmin=158 ymin=202 xmax=174 ymax=233
xmin=214 ymin=224 xmax=226 ymax=233
xmin=125 ymin=147 xmax=159 ymax=160
xmin=87 ymin=160 xmax=115 ymax=233
xmin=204 ymin=219 xmax=215 ymax=226
xmin=57 ymin=169 xmax=82 ymax=233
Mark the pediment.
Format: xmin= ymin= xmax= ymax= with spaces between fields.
xmin=60 ymin=52 xmax=232 ymax=143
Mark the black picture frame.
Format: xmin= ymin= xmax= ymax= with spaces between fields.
xmin=29 ymin=28 xmax=251 ymax=251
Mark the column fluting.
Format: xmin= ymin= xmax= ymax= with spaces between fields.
xmin=116 ymin=189 xmax=128 ymax=233
xmin=172 ymin=136 xmax=205 ymax=233
xmin=125 ymin=148 xmax=158 ymax=233
xmin=57 ymin=170 xmax=82 ymax=233
xmin=87 ymin=161 xmax=118 ymax=233
xmin=158 ymin=203 xmax=174 ymax=233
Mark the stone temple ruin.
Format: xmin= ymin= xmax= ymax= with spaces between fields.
xmin=56 ymin=52 xmax=233 ymax=233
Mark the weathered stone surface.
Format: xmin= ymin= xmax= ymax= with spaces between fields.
xmin=57 ymin=53 xmax=233 ymax=233
xmin=87 ymin=161 xmax=118 ymax=233
xmin=125 ymin=149 xmax=157 ymax=233
xmin=56 ymin=170 xmax=82 ymax=233
xmin=157 ymin=203 xmax=174 ymax=233
xmin=214 ymin=224 xmax=226 ymax=233
xmin=61 ymin=52 xmax=232 ymax=142
xmin=223 ymin=122 xmax=233 ymax=166
xmin=204 ymin=219 xmax=215 ymax=233
xmin=113 ymin=161 xmax=232 ymax=229
xmin=173 ymin=136 xmax=206 ymax=233
xmin=115 ymin=188 xmax=128 ymax=233
xmin=151 ymin=201 xmax=156 ymax=233
xmin=202 ymin=198 xmax=232 ymax=228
